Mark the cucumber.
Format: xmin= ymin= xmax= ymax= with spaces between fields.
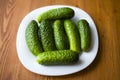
xmin=78 ymin=19 xmax=91 ymax=51
xmin=36 ymin=50 xmax=79 ymax=65
xmin=53 ymin=20 xmax=69 ymax=50
xmin=37 ymin=7 xmax=74 ymax=22
xmin=25 ymin=20 xmax=43 ymax=56
xmin=64 ymin=19 xmax=81 ymax=53
xmin=39 ymin=20 xmax=56 ymax=51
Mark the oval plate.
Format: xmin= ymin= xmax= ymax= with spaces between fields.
xmin=16 ymin=5 xmax=99 ymax=76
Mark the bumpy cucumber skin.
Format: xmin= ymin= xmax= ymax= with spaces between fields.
xmin=39 ymin=20 xmax=56 ymax=51
xmin=78 ymin=19 xmax=91 ymax=51
xmin=25 ymin=20 xmax=43 ymax=56
xmin=36 ymin=50 xmax=79 ymax=65
xmin=37 ymin=7 xmax=74 ymax=22
xmin=64 ymin=19 xmax=80 ymax=53
xmin=53 ymin=20 xmax=69 ymax=50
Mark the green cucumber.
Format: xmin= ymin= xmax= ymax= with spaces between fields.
xmin=36 ymin=50 xmax=79 ymax=65
xmin=78 ymin=19 xmax=91 ymax=51
xmin=39 ymin=20 xmax=56 ymax=51
xmin=25 ymin=20 xmax=43 ymax=56
xmin=53 ymin=20 xmax=69 ymax=50
xmin=37 ymin=7 xmax=74 ymax=22
xmin=64 ymin=19 xmax=81 ymax=53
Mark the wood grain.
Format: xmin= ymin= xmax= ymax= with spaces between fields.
xmin=0 ymin=0 xmax=120 ymax=80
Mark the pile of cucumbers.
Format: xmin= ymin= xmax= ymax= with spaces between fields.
xmin=25 ymin=7 xmax=91 ymax=65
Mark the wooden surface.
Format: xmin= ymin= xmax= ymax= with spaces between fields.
xmin=0 ymin=0 xmax=120 ymax=80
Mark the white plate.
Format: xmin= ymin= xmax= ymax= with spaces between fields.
xmin=16 ymin=5 xmax=99 ymax=76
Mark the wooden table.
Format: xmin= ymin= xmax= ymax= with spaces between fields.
xmin=0 ymin=0 xmax=120 ymax=80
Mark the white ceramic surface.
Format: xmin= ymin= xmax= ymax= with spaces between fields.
xmin=16 ymin=5 xmax=99 ymax=76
